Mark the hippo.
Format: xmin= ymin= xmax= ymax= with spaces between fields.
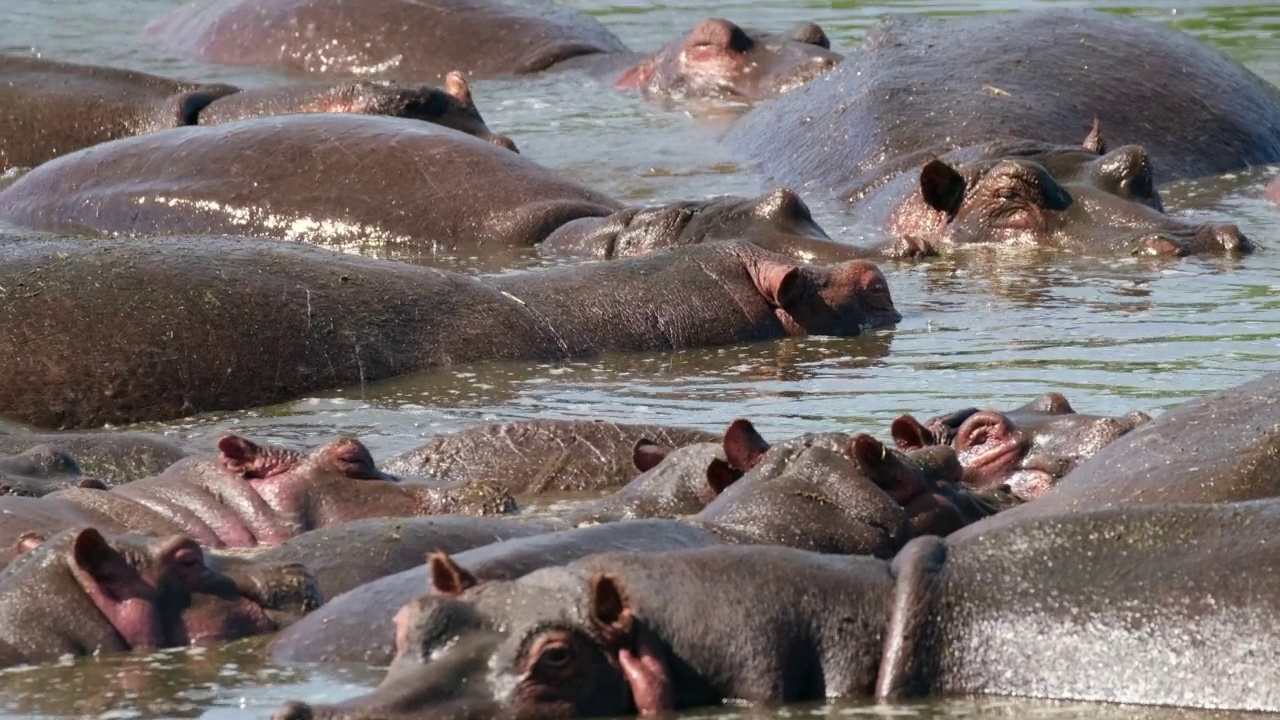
xmin=955 ymin=371 xmax=1280 ymax=537
xmin=383 ymin=420 xmax=719 ymax=493
xmin=0 ymin=55 xmax=512 ymax=171
xmin=0 ymin=425 xmax=194 ymax=484
xmin=0 ymin=526 xmax=320 ymax=668
xmin=280 ymin=498 xmax=1280 ymax=718
xmin=0 ymin=235 xmax=896 ymax=429
xmin=0 ymin=114 xmax=835 ymax=261
xmin=725 ymin=11 xmax=1270 ymax=257
xmin=145 ymin=0 xmax=839 ymax=101
xmin=1267 ymin=176 xmax=1280 ymax=205
xmin=890 ymin=392 xmax=1152 ymax=500
xmin=0 ymin=445 xmax=106 ymax=497
xmin=0 ymin=434 xmax=515 ymax=568
xmin=267 ymin=433 xmax=992 ymax=665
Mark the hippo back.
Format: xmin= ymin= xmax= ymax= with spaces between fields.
xmin=726 ymin=10 xmax=1280 ymax=195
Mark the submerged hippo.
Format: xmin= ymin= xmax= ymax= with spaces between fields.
xmin=0 ymin=235 xmax=896 ymax=429
xmin=146 ymin=0 xmax=839 ymax=101
xmin=890 ymin=392 xmax=1151 ymax=500
xmin=0 ymin=425 xmax=194 ymax=484
xmin=280 ymin=499 xmax=1280 ymax=718
xmin=0 ymin=114 xmax=829 ymax=259
xmin=0 ymin=445 xmax=106 ymax=497
xmin=725 ymin=11 xmax=1270 ymax=257
xmin=0 ymin=527 xmax=319 ymax=668
xmin=0 ymin=435 xmax=514 ymax=568
xmin=383 ymin=420 xmax=719 ymax=493
xmin=268 ymin=433 xmax=991 ymax=665
xmin=0 ymin=55 xmax=512 ymax=171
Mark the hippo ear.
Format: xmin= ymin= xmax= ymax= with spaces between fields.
xmin=722 ymin=418 xmax=771 ymax=472
xmin=78 ymin=478 xmax=110 ymax=490
xmin=752 ymin=260 xmax=816 ymax=315
xmin=14 ymin=531 xmax=46 ymax=555
xmin=632 ymin=440 xmax=671 ymax=473
xmin=443 ymin=71 xmax=475 ymax=108
xmin=704 ymin=458 xmax=740 ymax=497
xmin=1027 ymin=392 xmax=1075 ymax=415
xmin=589 ymin=573 xmax=634 ymax=645
xmin=788 ymin=21 xmax=831 ymax=49
xmin=428 ymin=552 xmax=477 ymax=597
xmin=1125 ymin=410 xmax=1153 ymax=427
xmin=919 ymin=160 xmax=967 ymax=219
xmin=848 ymin=433 xmax=890 ymax=470
xmin=170 ymin=83 xmax=239 ymax=126
xmin=1082 ymin=114 xmax=1107 ymax=155
xmin=71 ymin=528 xmax=113 ymax=574
xmin=890 ymin=415 xmax=935 ymax=450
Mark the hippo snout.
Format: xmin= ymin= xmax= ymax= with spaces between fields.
xmin=1204 ymin=222 xmax=1252 ymax=252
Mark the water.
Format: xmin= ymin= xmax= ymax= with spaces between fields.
xmin=2 ymin=0 xmax=1279 ymax=717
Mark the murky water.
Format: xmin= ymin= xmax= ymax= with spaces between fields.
xmin=2 ymin=0 xmax=1279 ymax=717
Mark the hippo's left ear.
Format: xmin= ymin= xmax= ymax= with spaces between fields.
xmin=890 ymin=414 xmax=935 ymax=450
xmin=428 ymin=552 xmax=477 ymax=597
xmin=751 ymin=259 xmax=814 ymax=312
xmin=589 ymin=573 xmax=635 ymax=646
xmin=1082 ymin=114 xmax=1107 ymax=155
xmin=848 ymin=433 xmax=890 ymax=470
xmin=1025 ymin=392 xmax=1075 ymax=415
xmin=632 ymin=440 xmax=672 ymax=473
xmin=170 ymin=83 xmax=241 ymax=126
xmin=919 ymin=160 xmax=967 ymax=219
xmin=704 ymin=458 xmax=741 ymax=497
xmin=722 ymin=418 xmax=771 ymax=472
xmin=443 ymin=71 xmax=475 ymax=109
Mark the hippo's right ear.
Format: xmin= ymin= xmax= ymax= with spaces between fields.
xmin=890 ymin=414 xmax=935 ymax=450
xmin=632 ymin=440 xmax=672 ymax=473
xmin=170 ymin=83 xmax=241 ymax=126
xmin=589 ymin=573 xmax=634 ymax=646
xmin=13 ymin=531 xmax=46 ymax=555
xmin=704 ymin=458 xmax=740 ymax=497
xmin=71 ymin=528 xmax=113 ymax=573
xmin=1082 ymin=114 xmax=1107 ymax=155
xmin=443 ymin=71 xmax=476 ymax=109
xmin=919 ymin=160 xmax=967 ymax=219
xmin=428 ymin=552 xmax=477 ymax=597
xmin=722 ymin=418 xmax=771 ymax=472
xmin=1025 ymin=392 xmax=1075 ymax=415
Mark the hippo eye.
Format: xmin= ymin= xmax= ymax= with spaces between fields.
xmin=537 ymin=642 xmax=574 ymax=670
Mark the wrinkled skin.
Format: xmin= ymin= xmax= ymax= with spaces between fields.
xmin=383 ymin=420 xmax=718 ymax=493
xmin=0 ymin=445 xmax=106 ymax=497
xmin=281 ymin=501 xmax=1280 ymax=719
xmin=956 ymin=371 xmax=1280 ymax=537
xmin=541 ymin=188 xmax=871 ymax=263
xmin=0 ymin=527 xmax=319 ymax=668
xmin=891 ymin=392 xmax=1151 ymax=500
xmin=725 ymin=11 xmax=1273 ymax=256
xmin=0 ymin=56 xmax=512 ymax=171
xmin=268 ymin=428 xmax=988 ymax=665
xmin=0 ymin=435 xmax=515 ymax=568
xmin=146 ymin=0 xmax=836 ymax=102
xmin=213 ymin=516 xmax=558 ymax=602
xmin=0 ymin=235 xmax=897 ymax=429
xmin=0 ymin=425 xmax=193 ymax=485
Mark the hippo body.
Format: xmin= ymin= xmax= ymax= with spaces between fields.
xmin=146 ymin=0 xmax=838 ymax=101
xmin=269 ymin=437 xmax=987 ymax=666
xmin=285 ymin=501 xmax=1280 ymax=718
xmin=0 ymin=445 xmax=105 ymax=497
xmin=0 ymin=235 xmax=894 ymax=429
xmin=384 ymin=420 xmax=719 ymax=493
xmin=0 ymin=427 xmax=193 ymax=485
xmin=0 ymin=527 xmax=319 ymax=668
xmin=725 ymin=11 xmax=1265 ymax=256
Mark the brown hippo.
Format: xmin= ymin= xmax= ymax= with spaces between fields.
xmin=955 ymin=372 xmax=1280 ymax=537
xmin=383 ymin=420 xmax=719 ymax=493
xmin=890 ymin=392 xmax=1152 ymax=500
xmin=0 ymin=424 xmax=194 ymax=484
xmin=725 ymin=11 xmax=1270 ymax=257
xmin=279 ymin=499 xmax=1280 ymax=718
xmin=0 ymin=55 xmax=512 ymax=171
xmin=0 ymin=527 xmax=320 ymax=668
xmin=0 ymin=434 xmax=515 ymax=568
xmin=0 ymin=114 xmax=830 ymax=259
xmin=0 ymin=235 xmax=897 ymax=429
xmin=267 ymin=433 xmax=991 ymax=666
xmin=145 ymin=0 xmax=839 ymax=101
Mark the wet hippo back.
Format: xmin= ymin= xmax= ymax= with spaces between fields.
xmin=145 ymin=0 xmax=628 ymax=81
xmin=0 ymin=114 xmax=619 ymax=251
xmin=727 ymin=10 xmax=1280 ymax=193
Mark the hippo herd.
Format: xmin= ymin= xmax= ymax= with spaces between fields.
xmin=0 ymin=0 xmax=1279 ymax=717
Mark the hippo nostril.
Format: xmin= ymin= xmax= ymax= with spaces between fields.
xmin=272 ymin=701 xmax=315 ymax=720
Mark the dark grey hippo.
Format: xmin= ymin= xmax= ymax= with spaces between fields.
xmin=0 ymin=55 xmax=513 ymax=171
xmin=725 ymin=10 xmax=1271 ymax=257
xmin=145 ymin=0 xmax=839 ymax=101
xmin=0 ymin=424 xmax=194 ymax=484
xmin=267 ymin=433 xmax=991 ymax=666
xmin=0 ymin=445 xmax=105 ymax=497
xmin=0 ymin=235 xmax=896 ymax=429
xmin=277 ymin=499 xmax=1280 ymax=718
xmin=0 ymin=114 xmax=835 ymax=261
xmin=890 ymin=392 xmax=1152 ymax=500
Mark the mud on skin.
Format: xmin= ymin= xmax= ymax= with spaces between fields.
xmin=0 ymin=434 xmax=515 ymax=568
xmin=0 ymin=55 xmax=514 ymax=171
xmin=725 ymin=10 xmax=1271 ymax=257
xmin=267 ymin=425 xmax=991 ymax=666
xmin=279 ymin=500 xmax=1280 ymax=719
xmin=0 ymin=235 xmax=896 ymax=429
xmin=0 ymin=527 xmax=319 ymax=669
xmin=145 ymin=0 xmax=839 ymax=102
xmin=890 ymin=392 xmax=1151 ymax=501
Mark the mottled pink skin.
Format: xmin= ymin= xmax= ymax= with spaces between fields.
xmin=1266 ymin=176 xmax=1280 ymax=205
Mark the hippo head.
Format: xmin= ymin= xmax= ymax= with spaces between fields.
xmin=884 ymin=121 xmax=1252 ymax=257
xmin=616 ymin=18 xmax=842 ymax=101
xmin=0 ymin=444 xmax=110 ymax=497
xmin=214 ymin=435 xmax=516 ymax=531
xmin=541 ymin=188 xmax=837 ymax=260
xmin=7 ymin=528 xmax=319 ymax=652
xmin=333 ymin=73 xmax=519 ymax=152
xmin=892 ymin=392 xmax=1152 ymax=500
